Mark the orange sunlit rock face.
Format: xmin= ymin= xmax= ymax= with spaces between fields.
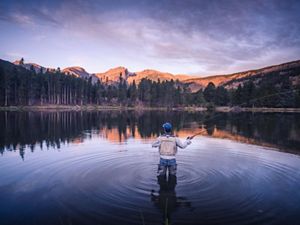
xmin=183 ymin=60 xmax=300 ymax=91
xmin=13 ymin=59 xmax=300 ymax=93
xmin=96 ymin=67 xmax=129 ymax=84
xmin=62 ymin=67 xmax=90 ymax=79
xmin=127 ymin=70 xmax=196 ymax=84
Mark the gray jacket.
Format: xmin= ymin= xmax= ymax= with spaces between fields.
xmin=152 ymin=135 xmax=191 ymax=158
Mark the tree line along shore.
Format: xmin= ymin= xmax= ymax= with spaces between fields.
xmin=1 ymin=59 xmax=300 ymax=109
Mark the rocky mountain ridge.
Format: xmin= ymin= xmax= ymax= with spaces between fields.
xmin=183 ymin=60 xmax=300 ymax=90
xmin=12 ymin=59 xmax=300 ymax=91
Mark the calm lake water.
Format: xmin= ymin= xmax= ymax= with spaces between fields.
xmin=0 ymin=111 xmax=300 ymax=225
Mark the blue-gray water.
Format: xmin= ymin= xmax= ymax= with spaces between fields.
xmin=0 ymin=111 xmax=300 ymax=225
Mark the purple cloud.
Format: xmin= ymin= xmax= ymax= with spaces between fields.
xmin=0 ymin=0 xmax=299 ymax=75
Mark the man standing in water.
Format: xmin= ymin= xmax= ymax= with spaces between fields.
xmin=152 ymin=122 xmax=192 ymax=176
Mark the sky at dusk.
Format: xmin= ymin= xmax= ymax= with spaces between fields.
xmin=0 ymin=0 xmax=300 ymax=76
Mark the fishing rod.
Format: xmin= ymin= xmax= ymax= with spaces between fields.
xmin=187 ymin=130 xmax=206 ymax=140
xmin=186 ymin=125 xmax=207 ymax=140
xmin=185 ymin=88 xmax=300 ymax=140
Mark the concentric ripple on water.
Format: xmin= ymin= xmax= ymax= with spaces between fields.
xmin=0 ymin=137 xmax=300 ymax=225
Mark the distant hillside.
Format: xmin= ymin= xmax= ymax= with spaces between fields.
xmin=2 ymin=59 xmax=28 ymax=73
xmin=183 ymin=60 xmax=300 ymax=91
xmin=94 ymin=60 xmax=300 ymax=92
xmin=13 ymin=59 xmax=55 ymax=73
xmin=222 ymin=60 xmax=300 ymax=89
xmin=9 ymin=58 xmax=300 ymax=92
xmin=63 ymin=67 xmax=99 ymax=83
xmin=13 ymin=60 xmax=100 ymax=83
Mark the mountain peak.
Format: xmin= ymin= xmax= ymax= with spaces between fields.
xmin=13 ymin=59 xmax=23 ymax=65
xmin=105 ymin=66 xmax=128 ymax=75
xmin=95 ymin=66 xmax=132 ymax=83
xmin=13 ymin=60 xmax=52 ymax=73
xmin=62 ymin=67 xmax=90 ymax=79
xmin=64 ymin=66 xmax=86 ymax=71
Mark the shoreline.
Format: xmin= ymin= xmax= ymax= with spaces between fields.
xmin=215 ymin=106 xmax=300 ymax=113
xmin=0 ymin=105 xmax=300 ymax=113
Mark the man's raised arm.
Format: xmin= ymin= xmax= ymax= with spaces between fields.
xmin=176 ymin=138 xmax=191 ymax=149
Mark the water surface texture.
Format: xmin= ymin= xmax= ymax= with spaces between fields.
xmin=0 ymin=111 xmax=300 ymax=225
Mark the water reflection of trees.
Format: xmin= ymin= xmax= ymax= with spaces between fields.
xmin=217 ymin=113 xmax=300 ymax=151
xmin=0 ymin=111 xmax=299 ymax=159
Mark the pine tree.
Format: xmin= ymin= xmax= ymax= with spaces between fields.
xmin=233 ymin=85 xmax=242 ymax=105
xmin=243 ymin=81 xmax=255 ymax=107
xmin=118 ymin=75 xmax=127 ymax=104
xmin=214 ymin=86 xmax=229 ymax=106
xmin=203 ymin=82 xmax=216 ymax=103
xmin=0 ymin=67 xmax=5 ymax=106
xmin=194 ymin=89 xmax=205 ymax=106
xmin=279 ymin=76 xmax=294 ymax=107
xmin=295 ymin=85 xmax=300 ymax=107
xmin=128 ymin=80 xmax=137 ymax=104
xmin=174 ymin=86 xmax=182 ymax=106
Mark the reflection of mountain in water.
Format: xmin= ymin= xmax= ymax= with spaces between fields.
xmin=177 ymin=127 xmax=280 ymax=150
xmin=1 ymin=111 xmax=300 ymax=158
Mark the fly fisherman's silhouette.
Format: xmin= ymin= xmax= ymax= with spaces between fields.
xmin=152 ymin=122 xmax=192 ymax=176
